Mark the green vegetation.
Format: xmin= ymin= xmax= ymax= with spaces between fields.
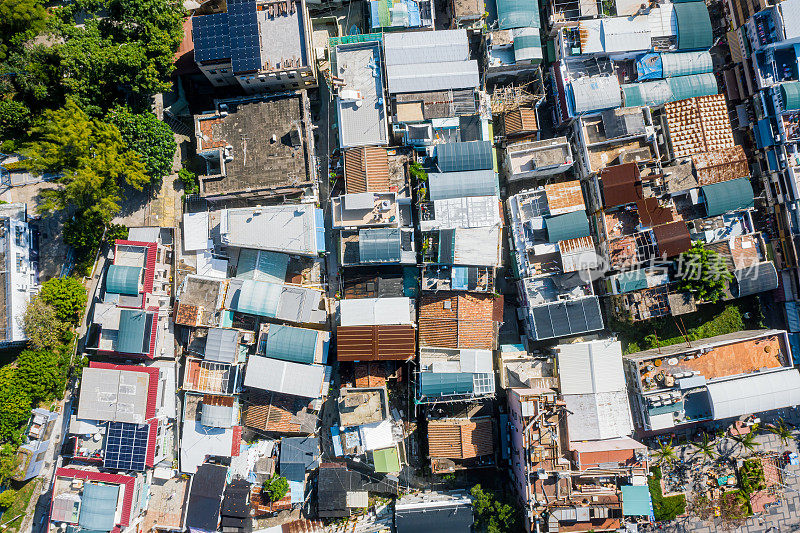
xmin=676 ymin=242 xmax=733 ymax=304
xmin=652 ymin=439 xmax=677 ymax=465
xmin=0 ymin=489 xmax=16 ymax=508
xmin=106 ymin=223 xmax=129 ymax=243
xmin=649 ymin=467 xmax=686 ymax=521
xmin=766 ymin=419 xmax=794 ymax=446
xmin=471 ymin=485 xmax=521 ymax=533
xmin=262 ymin=475 xmax=289 ymax=502
xmin=409 ymin=161 xmax=428 ymax=182
xmin=38 ymin=277 xmax=87 ymax=325
xmin=22 ymin=295 xmax=63 ymax=350
xmin=179 ymin=167 xmax=199 ymax=195
xmin=107 ymin=106 xmax=176 ymax=181
xmin=692 ymin=433 xmax=717 ymax=463
xmin=0 ymin=478 xmax=41 ymax=531
xmin=739 ymin=458 xmax=766 ymax=496
xmin=612 ymin=298 xmax=761 ymax=354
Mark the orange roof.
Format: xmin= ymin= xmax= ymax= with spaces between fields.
xmin=665 ymin=94 xmax=736 ymax=158
xmin=344 ymin=147 xmax=391 ymax=193
xmin=418 ymin=292 xmax=500 ymax=350
xmin=545 ymin=180 xmax=585 ymax=213
xmin=428 ymin=418 xmax=494 ymax=459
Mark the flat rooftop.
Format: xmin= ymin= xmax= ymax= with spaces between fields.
xmin=332 ymin=193 xmax=398 ymax=228
xmin=335 ymin=42 xmax=388 ymax=148
xmin=258 ymin=2 xmax=308 ymax=71
xmin=197 ymin=96 xmax=310 ymax=197
xmin=507 ymin=137 xmax=571 ymax=175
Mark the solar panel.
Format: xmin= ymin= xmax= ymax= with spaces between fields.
xmin=193 ymin=13 xmax=231 ymax=63
xmin=228 ymin=0 xmax=262 ymax=72
xmin=103 ymin=422 xmax=149 ymax=471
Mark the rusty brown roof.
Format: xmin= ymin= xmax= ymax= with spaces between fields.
xmin=344 ymin=147 xmax=390 ymax=193
xmin=665 ymin=94 xmax=736 ymax=159
xmin=428 ymin=418 xmax=494 ymax=459
xmin=504 ymin=107 xmax=538 ymax=136
xmin=636 ymin=197 xmax=675 ymax=227
xmin=692 ymin=145 xmax=749 ymax=186
xmin=653 ymin=221 xmax=691 ymax=258
xmin=544 ymin=180 xmax=585 ymax=213
xmin=418 ymin=292 xmax=500 ymax=350
xmin=336 ymin=325 xmax=416 ymax=361
xmin=174 ymin=303 xmax=200 ymax=327
xmin=601 ymin=163 xmax=643 ymax=208
xmin=243 ymin=391 xmax=317 ymax=435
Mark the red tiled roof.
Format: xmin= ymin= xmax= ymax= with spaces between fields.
xmin=54 ymin=468 xmax=136 ymax=527
xmin=147 ymin=306 xmax=159 ymax=359
xmin=428 ymin=418 xmax=494 ymax=459
xmin=146 ymin=420 xmax=158 ymax=467
xmin=418 ymin=293 xmax=500 ymax=350
xmin=89 ymin=362 xmax=160 ymax=420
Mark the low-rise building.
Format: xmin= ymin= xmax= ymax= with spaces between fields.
xmin=15 ymin=408 xmax=58 ymax=482
xmin=0 ymin=203 xmax=37 ymax=347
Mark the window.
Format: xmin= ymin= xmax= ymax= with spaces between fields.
xmin=208 ymin=69 xmax=217 ymax=74
xmin=220 ymin=69 xmax=228 ymax=73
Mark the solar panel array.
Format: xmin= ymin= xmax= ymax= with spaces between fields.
xmin=104 ymin=421 xmax=149 ymax=471
xmin=228 ymin=0 xmax=262 ymax=72
xmin=193 ymin=13 xmax=231 ymax=63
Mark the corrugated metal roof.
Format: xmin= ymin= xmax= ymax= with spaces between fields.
xmin=201 ymin=402 xmax=234 ymax=428
xmin=233 ymin=279 xmax=282 ymax=317
xmin=674 ymin=0 xmax=712 ymax=50
xmin=78 ymin=483 xmax=120 ymax=531
xmin=496 ymin=0 xmax=540 ymax=29
xmin=205 ymin=328 xmax=239 ymax=363
xmin=707 ymin=368 xmax=800 ymax=420
xmin=118 ymin=310 xmax=148 ymax=354
xmin=428 ymin=418 xmax=494 ymax=458
xmin=264 ymin=324 xmax=319 ymax=364
xmin=653 ymin=221 xmax=691 ymax=257
xmin=661 ymin=50 xmax=713 ymax=77
xmin=344 ymin=147 xmax=391 ymax=193
xmin=614 ymin=270 xmax=649 ymax=293
xmin=387 ymin=61 xmax=479 ymax=94
xmin=780 ymin=81 xmax=800 ymax=111
xmin=601 ymin=163 xmax=643 ymax=208
xmin=564 ymin=390 xmax=633 ymax=440
xmin=701 ymin=177 xmax=754 ymax=216
xmin=236 ymin=249 xmax=289 ymax=284
xmin=436 ymin=141 xmax=493 ymax=172
xmin=419 ymin=373 xmax=475 ymax=397
xmin=571 ymin=76 xmax=621 ymax=114
xmin=336 ymin=325 xmax=415 ymax=361
xmin=513 ymin=28 xmax=542 ymax=61
xmin=504 ymin=107 xmax=537 ymax=135
xmin=106 ymin=264 xmax=141 ymax=296
xmin=734 ymin=261 xmax=778 ymax=297
xmin=243 ymin=356 xmax=325 ymax=398
xmin=622 ymin=73 xmax=717 ymax=108
xmin=428 ymin=170 xmax=498 ymax=200
xmin=556 ymin=338 xmax=625 ymax=395
xmin=372 ymin=446 xmax=401 ymax=472
xmin=359 ymin=228 xmax=402 ymax=263
xmin=339 ymin=297 xmax=412 ymax=325
xmin=384 ymin=30 xmax=470 ymax=65
xmin=545 ymin=211 xmax=590 ymax=242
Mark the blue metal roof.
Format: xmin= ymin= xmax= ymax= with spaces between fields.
xmin=419 ymin=373 xmax=474 ymax=398
xmin=264 ymin=324 xmax=318 ymax=364
xmin=621 ymin=485 xmax=653 ymax=516
xmin=701 ymin=177 xmax=754 ymax=216
xmin=545 ymin=211 xmax=590 ymax=242
xmin=359 ymin=228 xmax=402 ymax=263
xmin=236 ymin=249 xmax=289 ymax=284
xmin=118 ymin=309 xmax=149 ymax=354
xmin=436 ymin=141 xmax=493 ymax=172
xmin=428 ymin=170 xmax=499 ymax=200
xmin=233 ymin=279 xmax=281 ymax=317
xmin=78 ymin=483 xmax=120 ymax=531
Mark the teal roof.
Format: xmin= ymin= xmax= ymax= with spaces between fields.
xmin=513 ymin=31 xmax=542 ymax=62
xmin=621 ymin=485 xmax=652 ymax=516
xmin=780 ymin=81 xmax=800 ymax=111
xmin=236 ymin=249 xmax=289 ymax=284
xmin=545 ymin=211 xmax=590 ymax=242
xmin=622 ymin=73 xmax=717 ymax=108
xmin=419 ymin=373 xmax=474 ymax=397
xmin=264 ymin=324 xmax=319 ymax=364
xmin=436 ymin=141 xmax=493 ymax=172
xmin=78 ymin=483 xmax=120 ymax=531
xmin=674 ymin=1 xmax=713 ymax=50
xmin=661 ymin=51 xmax=713 ymax=77
xmin=615 ymin=270 xmax=648 ymax=293
xmin=428 ymin=170 xmax=499 ymax=200
xmin=106 ymin=264 xmax=141 ymax=296
xmin=234 ymin=279 xmax=281 ymax=317
xmin=701 ymin=178 xmax=754 ymax=216
xmin=118 ymin=309 xmax=149 ymax=354
xmin=496 ymin=0 xmax=540 ymax=29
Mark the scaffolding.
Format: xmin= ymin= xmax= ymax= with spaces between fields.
xmin=491 ymin=82 xmax=542 ymax=114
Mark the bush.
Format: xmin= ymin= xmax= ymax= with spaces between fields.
xmin=739 ymin=459 xmax=766 ymax=496
xmin=676 ymin=242 xmax=733 ymax=303
xmin=39 ymin=277 xmax=87 ymax=325
xmin=179 ymin=167 xmax=199 ymax=195
xmin=262 ymin=475 xmax=289 ymax=502
xmin=471 ymin=485 xmax=521 ymax=533
xmin=0 ymin=489 xmax=16 ymax=508
xmin=649 ymin=467 xmax=686 ymax=521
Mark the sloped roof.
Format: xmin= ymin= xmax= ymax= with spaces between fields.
xmin=529 ymin=297 xmax=604 ymax=340
xmin=601 ymin=163 xmax=643 ymax=208
xmin=78 ymin=483 xmax=119 ymax=531
xmin=336 ymin=325 xmax=415 ymax=361
xmin=436 ymin=141 xmax=493 ymax=173
xmin=344 ymin=147 xmax=391 ymax=193
xmin=428 ymin=418 xmax=494 ymax=459
xmin=701 ymin=177 xmax=754 ymax=216
xmin=653 ymin=221 xmax=691 ymax=257
xmin=545 ymin=211 xmax=590 ymax=243
xmin=205 ymin=328 xmax=239 ymax=363
xmin=734 ymin=261 xmax=779 ymax=297
xmin=556 ymin=339 xmax=626 ymax=395
xmin=244 ymin=356 xmax=325 ymax=399
xmin=263 ymin=324 xmax=320 ymax=364
xmin=674 ymin=0 xmax=712 ymax=50
xmin=707 ymin=368 xmax=800 ymax=420
xmin=106 ymin=265 xmax=141 ymax=296
xmin=428 ymin=170 xmax=498 ymax=201
xmin=418 ymin=292 xmax=501 ymax=350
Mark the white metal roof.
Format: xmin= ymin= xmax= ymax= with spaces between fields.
xmin=601 ymin=16 xmax=651 ymax=53
xmin=221 ymin=205 xmax=320 ymax=256
xmin=339 ymin=297 xmax=413 ymax=326
xmin=244 ymin=356 xmax=326 ymax=398
xmin=707 ymin=368 xmax=800 ymax=420
xmin=420 ymin=196 xmax=502 ymax=231
xmin=386 ymin=61 xmax=480 ymax=94
xmin=359 ymin=420 xmax=395 ymax=451
xmin=564 ymin=390 xmax=634 ymax=441
xmin=384 ymin=30 xmax=470 ymax=66
xmin=783 ymin=0 xmax=800 ymax=40
xmin=556 ymin=338 xmax=625 ymax=395
xmin=571 ymin=76 xmax=622 ymax=115
xmin=453 ymin=227 xmax=502 ymax=267
xmin=183 ymin=212 xmax=210 ymax=252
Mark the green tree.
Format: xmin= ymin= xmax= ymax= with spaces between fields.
xmin=0 ymin=0 xmax=48 ymax=60
xmin=38 ymin=276 xmax=87 ymax=325
xmin=106 ymin=223 xmax=129 ymax=242
xmin=262 ymin=475 xmax=289 ymax=502
xmin=16 ymin=348 xmax=62 ymax=404
xmin=179 ymin=167 xmax=198 ymax=195
xmin=25 ymin=99 xmax=148 ymax=220
xmin=676 ymin=242 xmax=733 ymax=303
xmin=470 ymin=485 xmax=520 ymax=533
xmin=0 ymin=366 xmax=32 ymax=444
xmin=0 ymin=99 xmax=31 ymax=141
xmin=0 ymin=447 xmax=20 ymax=484
xmin=22 ymin=295 xmax=64 ymax=350
xmin=0 ymin=489 xmax=16 ymax=508
xmin=106 ymin=106 xmax=176 ymax=180
xmin=766 ymin=419 xmax=794 ymax=446
xmin=732 ymin=432 xmax=761 ymax=454
xmin=692 ymin=432 xmax=717 ymax=463
xmin=652 ymin=439 xmax=677 ymax=465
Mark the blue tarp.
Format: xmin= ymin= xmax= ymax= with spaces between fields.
xmin=315 ymin=208 xmax=326 ymax=254
xmin=636 ymin=53 xmax=663 ymax=80
xmin=451 ymin=266 xmax=469 ymax=291
xmin=757 ymin=119 xmax=775 ymax=148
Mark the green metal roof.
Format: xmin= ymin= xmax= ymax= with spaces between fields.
xmin=496 ymin=0 xmax=540 ymax=29
xmin=661 ymin=51 xmax=713 ymax=77
xmin=264 ymin=324 xmax=319 ymax=364
xmin=419 ymin=373 xmax=474 ymax=397
xmin=615 ymin=270 xmax=648 ymax=293
xmin=622 ymin=73 xmax=717 ymax=108
xmin=513 ymin=31 xmax=543 ymax=63
xmin=668 ymin=72 xmax=717 ymax=101
xmin=372 ymin=446 xmax=401 ymax=473
xmin=780 ymin=81 xmax=800 ymax=111
xmin=106 ymin=264 xmax=141 ymax=296
xmin=701 ymin=178 xmax=754 ymax=217
xmin=118 ymin=309 xmax=149 ymax=354
xmin=234 ymin=279 xmax=281 ymax=317
xmin=674 ymin=1 xmax=713 ymax=50
xmin=78 ymin=483 xmax=120 ymax=531
xmin=545 ymin=211 xmax=590 ymax=243
xmin=621 ymin=485 xmax=652 ymax=516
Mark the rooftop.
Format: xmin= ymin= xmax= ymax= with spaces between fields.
xmin=243 ymin=390 xmax=319 ymax=434
xmin=77 ymin=364 xmax=157 ymax=424
xmin=418 ymin=292 xmax=501 ymax=350
xmin=332 ymin=192 xmax=400 ymax=228
xmin=337 ymin=387 xmax=389 ymax=427
xmin=506 ymin=137 xmax=572 ymax=178
xmin=337 ymin=325 xmax=416 ymax=361
xmin=180 ymin=394 xmax=240 ymax=474
xmin=220 ymin=205 xmax=324 ymax=256
xmin=664 ymin=94 xmax=736 ymax=159
xmin=175 ymin=276 xmax=223 ymax=327
xmin=427 ymin=417 xmax=494 ymax=459
xmin=195 ymin=96 xmax=311 ymax=198
xmin=343 ymin=147 xmax=391 ymax=193
xmin=243 ymin=355 xmax=327 ymax=398
xmin=335 ymin=41 xmax=388 ymax=148
xmin=257 ymin=1 xmax=309 ymax=72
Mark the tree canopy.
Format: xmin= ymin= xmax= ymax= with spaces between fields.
xmin=107 ymin=106 xmax=176 ymax=181
xmin=38 ymin=276 xmax=87 ymax=325
xmin=25 ymin=99 xmax=148 ymax=220
xmin=675 ymin=242 xmax=732 ymax=304
xmin=22 ymin=295 xmax=64 ymax=350
xmin=262 ymin=475 xmax=289 ymax=502
xmin=0 ymin=366 xmax=32 ymax=444
xmin=470 ymin=485 xmax=520 ymax=533
xmin=0 ymin=0 xmax=48 ymax=61
xmin=15 ymin=348 xmax=63 ymax=404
